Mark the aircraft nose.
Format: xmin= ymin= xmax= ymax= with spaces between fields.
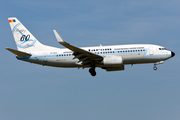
xmin=171 ymin=51 xmax=175 ymax=57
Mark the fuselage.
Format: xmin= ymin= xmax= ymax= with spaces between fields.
xmin=7 ymin=17 xmax=175 ymax=76
xmin=18 ymin=44 xmax=173 ymax=68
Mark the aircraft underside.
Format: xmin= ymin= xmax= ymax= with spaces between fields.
xmin=18 ymin=54 xmax=172 ymax=76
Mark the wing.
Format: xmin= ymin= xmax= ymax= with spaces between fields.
xmin=53 ymin=30 xmax=103 ymax=65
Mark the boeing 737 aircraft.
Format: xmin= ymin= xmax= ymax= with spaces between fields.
xmin=6 ymin=17 xmax=175 ymax=76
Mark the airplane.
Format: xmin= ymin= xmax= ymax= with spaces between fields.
xmin=6 ymin=17 xmax=175 ymax=76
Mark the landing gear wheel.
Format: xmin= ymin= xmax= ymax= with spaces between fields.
xmin=153 ymin=66 xmax=157 ymax=70
xmin=89 ymin=67 xmax=96 ymax=76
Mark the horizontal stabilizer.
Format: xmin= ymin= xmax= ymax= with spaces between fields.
xmin=5 ymin=48 xmax=31 ymax=57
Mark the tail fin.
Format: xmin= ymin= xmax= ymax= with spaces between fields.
xmin=8 ymin=17 xmax=53 ymax=53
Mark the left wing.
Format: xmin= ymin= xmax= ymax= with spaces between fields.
xmin=53 ymin=30 xmax=103 ymax=65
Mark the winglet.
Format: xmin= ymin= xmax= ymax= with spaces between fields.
xmin=53 ymin=30 xmax=64 ymax=43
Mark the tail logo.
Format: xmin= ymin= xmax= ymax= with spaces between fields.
xmin=20 ymin=34 xmax=30 ymax=41
xmin=12 ymin=23 xmax=37 ymax=48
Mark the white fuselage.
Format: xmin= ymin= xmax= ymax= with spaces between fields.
xmin=18 ymin=44 xmax=172 ymax=68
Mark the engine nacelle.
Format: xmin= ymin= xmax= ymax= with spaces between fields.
xmin=103 ymin=56 xmax=123 ymax=67
xmin=104 ymin=66 xmax=125 ymax=71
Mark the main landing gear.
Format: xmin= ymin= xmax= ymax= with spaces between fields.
xmin=89 ymin=67 xmax=96 ymax=76
xmin=153 ymin=61 xmax=164 ymax=71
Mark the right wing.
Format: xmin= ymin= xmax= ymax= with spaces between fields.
xmin=53 ymin=30 xmax=103 ymax=65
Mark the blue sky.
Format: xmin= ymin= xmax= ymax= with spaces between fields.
xmin=1 ymin=0 xmax=180 ymax=120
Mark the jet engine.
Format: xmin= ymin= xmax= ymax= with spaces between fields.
xmin=103 ymin=56 xmax=123 ymax=67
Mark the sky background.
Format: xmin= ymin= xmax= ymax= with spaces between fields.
xmin=0 ymin=0 xmax=180 ymax=120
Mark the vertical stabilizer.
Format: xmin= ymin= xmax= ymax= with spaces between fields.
xmin=8 ymin=17 xmax=56 ymax=53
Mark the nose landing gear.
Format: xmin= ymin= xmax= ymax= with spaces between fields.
xmin=153 ymin=65 xmax=157 ymax=70
xmin=153 ymin=61 xmax=164 ymax=71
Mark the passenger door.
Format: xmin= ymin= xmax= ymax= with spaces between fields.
xmin=149 ymin=46 xmax=154 ymax=55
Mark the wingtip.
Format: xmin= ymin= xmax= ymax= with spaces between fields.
xmin=5 ymin=47 xmax=10 ymax=50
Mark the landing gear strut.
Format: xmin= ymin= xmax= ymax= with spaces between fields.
xmin=153 ymin=61 xmax=164 ymax=71
xmin=89 ymin=67 xmax=96 ymax=76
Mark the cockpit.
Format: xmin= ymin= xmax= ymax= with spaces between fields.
xmin=159 ymin=48 xmax=168 ymax=50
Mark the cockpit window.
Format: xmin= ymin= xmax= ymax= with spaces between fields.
xmin=159 ymin=48 xmax=167 ymax=50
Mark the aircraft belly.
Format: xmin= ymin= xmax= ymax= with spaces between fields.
xmin=45 ymin=57 xmax=79 ymax=67
xmin=122 ymin=53 xmax=165 ymax=64
xmin=21 ymin=57 xmax=81 ymax=67
xmin=19 ymin=51 xmax=172 ymax=68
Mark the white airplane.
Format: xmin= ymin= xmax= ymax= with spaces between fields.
xmin=6 ymin=17 xmax=175 ymax=76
